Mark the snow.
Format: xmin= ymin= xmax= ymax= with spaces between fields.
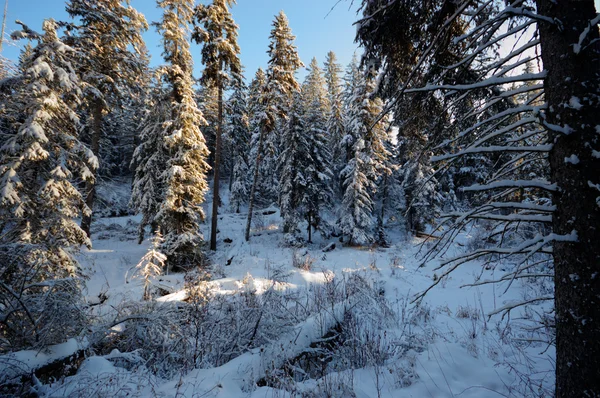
xmin=573 ymin=14 xmax=600 ymax=54
xmin=564 ymin=154 xmax=580 ymax=165
xmin=3 ymin=184 xmax=554 ymax=397
xmin=568 ymin=96 xmax=583 ymax=110
xmin=0 ymin=338 xmax=88 ymax=385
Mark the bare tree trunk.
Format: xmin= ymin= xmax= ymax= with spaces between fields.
xmin=245 ymin=127 xmax=266 ymax=242
xmin=210 ymin=82 xmax=223 ymax=251
xmin=80 ymin=99 xmax=102 ymax=238
xmin=536 ymin=1 xmax=600 ymax=396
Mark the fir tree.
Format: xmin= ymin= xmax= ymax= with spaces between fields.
xmin=192 ymin=0 xmax=241 ymax=251
xmin=0 ymin=20 xmax=96 ymax=349
xmin=66 ymin=0 xmax=149 ymax=238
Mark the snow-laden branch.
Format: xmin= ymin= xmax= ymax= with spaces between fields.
xmin=462 ymin=179 xmax=557 ymax=192
xmin=406 ymin=72 xmax=547 ymax=94
xmin=433 ymin=144 xmax=552 ymax=162
xmin=503 ymin=6 xmax=556 ymax=25
xmin=462 ymin=273 xmax=553 ymax=288
xmin=488 ymin=296 xmax=553 ymax=318
xmin=574 ymin=13 xmax=600 ymax=54
xmin=443 ymin=212 xmax=552 ymax=223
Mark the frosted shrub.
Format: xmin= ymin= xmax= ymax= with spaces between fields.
xmin=292 ymin=250 xmax=315 ymax=271
xmin=0 ymin=245 xmax=87 ymax=353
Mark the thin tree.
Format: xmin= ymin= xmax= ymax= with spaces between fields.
xmin=193 ymin=0 xmax=241 ymax=251
xmin=323 ymin=51 xmax=345 ymax=195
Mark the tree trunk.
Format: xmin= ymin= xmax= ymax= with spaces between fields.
xmin=80 ymin=99 xmax=103 ymax=239
xmin=210 ymin=82 xmax=223 ymax=251
xmin=245 ymin=127 xmax=266 ymax=242
xmin=307 ymin=212 xmax=312 ymax=243
xmin=536 ymin=1 xmax=600 ymax=396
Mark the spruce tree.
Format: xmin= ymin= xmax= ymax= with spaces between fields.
xmin=279 ymin=91 xmax=306 ymax=238
xmin=246 ymin=67 xmax=269 ymax=208
xmin=226 ymin=72 xmax=250 ymax=214
xmin=66 ymin=0 xmax=149 ymax=238
xmin=192 ymin=0 xmax=241 ymax=251
xmin=279 ymin=81 xmax=331 ymax=244
xmin=340 ymin=54 xmax=361 ymax=167
xmin=130 ymin=77 xmax=169 ymax=243
xmin=323 ymin=51 xmax=345 ymax=195
xmin=339 ymin=69 xmax=390 ymax=246
xmin=196 ymin=83 xmax=219 ymax=169
xmin=245 ymin=11 xmax=303 ymax=241
xmin=153 ymin=0 xmax=210 ymax=270
xmin=300 ymin=58 xmax=333 ymax=241
xmin=0 ymin=20 xmax=96 ymax=349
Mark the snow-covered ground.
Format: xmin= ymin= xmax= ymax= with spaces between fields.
xmin=2 ymin=188 xmax=554 ymax=397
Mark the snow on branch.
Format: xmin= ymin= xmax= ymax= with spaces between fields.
xmin=406 ymin=72 xmax=546 ymax=94
xmin=462 ymin=179 xmax=557 ymax=192
xmin=502 ymin=5 xmax=556 ymax=25
xmin=573 ymin=13 xmax=600 ymax=54
xmin=488 ymin=296 xmax=553 ymax=318
xmin=433 ymin=144 xmax=552 ymax=162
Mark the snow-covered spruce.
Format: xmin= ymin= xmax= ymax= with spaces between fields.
xmin=279 ymin=58 xmax=333 ymax=244
xmin=132 ymin=0 xmax=210 ymax=270
xmin=338 ymin=68 xmax=391 ymax=246
xmin=0 ymin=20 xmax=96 ymax=351
xmin=66 ymin=0 xmax=148 ymax=237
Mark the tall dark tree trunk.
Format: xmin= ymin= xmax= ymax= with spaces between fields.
xmin=80 ymin=99 xmax=103 ymax=238
xmin=536 ymin=1 xmax=600 ymax=396
xmin=210 ymin=82 xmax=223 ymax=251
xmin=245 ymin=127 xmax=266 ymax=242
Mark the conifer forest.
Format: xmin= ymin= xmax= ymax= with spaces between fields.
xmin=0 ymin=0 xmax=599 ymax=397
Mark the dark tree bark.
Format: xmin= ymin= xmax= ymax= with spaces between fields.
xmin=80 ymin=99 xmax=103 ymax=238
xmin=210 ymin=81 xmax=223 ymax=251
xmin=536 ymin=1 xmax=600 ymax=396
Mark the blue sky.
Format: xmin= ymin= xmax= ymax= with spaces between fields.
xmin=3 ymin=0 xmax=599 ymax=82
xmin=1 ymin=0 xmax=362 ymax=82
